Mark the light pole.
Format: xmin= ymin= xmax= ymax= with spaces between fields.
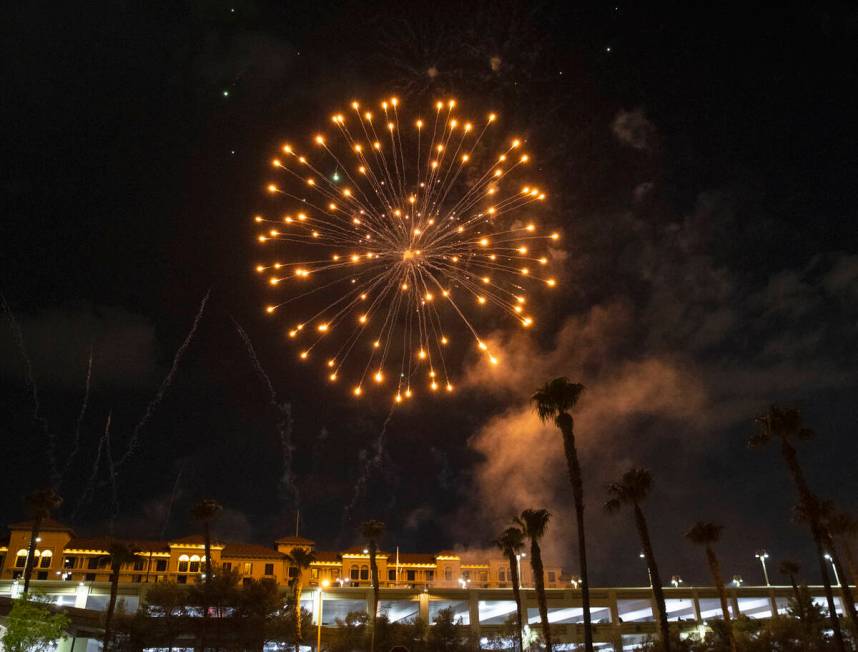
xmin=755 ymin=550 xmax=770 ymax=586
xmin=516 ymin=552 xmax=526 ymax=588
xmin=640 ymin=552 xmax=652 ymax=588
xmin=671 ymin=575 xmax=683 ymax=588
xmin=824 ymin=554 xmax=841 ymax=587
xmin=317 ymin=579 xmax=330 ymax=651
xmin=732 ymin=575 xmax=744 ymax=587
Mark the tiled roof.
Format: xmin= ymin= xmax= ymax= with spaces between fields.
xmin=221 ymin=543 xmax=283 ymax=559
xmin=311 ymin=551 xmax=342 ymax=563
xmin=65 ymin=537 xmax=170 ymax=553
xmin=8 ymin=518 xmax=74 ymax=533
xmin=341 ymin=545 xmax=388 ymax=556
xmin=275 ymin=535 xmax=315 ymax=546
xmin=397 ymin=553 xmax=437 ymax=565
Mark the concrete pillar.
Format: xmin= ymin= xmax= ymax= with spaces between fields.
xmin=419 ymin=590 xmax=430 ymax=623
xmin=691 ymin=589 xmax=702 ymax=622
xmin=468 ymin=590 xmax=481 ymax=647
xmin=607 ymin=590 xmax=622 ymax=652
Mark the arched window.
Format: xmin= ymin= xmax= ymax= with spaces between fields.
xmin=350 ymin=564 xmax=359 ymax=580
xmin=39 ymin=550 xmax=53 ymax=568
xmin=189 ymin=554 xmax=201 ymax=573
xmin=15 ymin=549 xmax=28 ymax=568
xmin=178 ymin=554 xmax=190 ymax=573
xmin=360 ymin=565 xmax=369 ymax=580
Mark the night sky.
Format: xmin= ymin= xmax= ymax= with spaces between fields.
xmin=2 ymin=2 xmax=858 ymax=587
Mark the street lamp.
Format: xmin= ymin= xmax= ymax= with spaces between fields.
xmin=732 ymin=575 xmax=744 ymax=587
xmin=671 ymin=575 xmax=683 ymax=588
xmin=569 ymin=576 xmax=581 ymax=589
xmin=755 ymin=550 xmax=770 ymax=586
xmin=640 ymin=552 xmax=652 ymax=588
xmin=317 ymin=578 xmax=330 ymax=651
xmin=824 ymin=554 xmax=841 ymax=587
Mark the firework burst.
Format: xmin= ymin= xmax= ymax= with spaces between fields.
xmin=255 ymin=97 xmax=560 ymax=401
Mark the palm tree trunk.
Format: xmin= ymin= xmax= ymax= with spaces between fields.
xmin=787 ymin=574 xmax=804 ymax=618
xmin=529 ymin=540 xmax=551 ymax=651
xmin=813 ymin=529 xmax=846 ymax=652
xmin=704 ymin=546 xmax=736 ymax=652
xmin=369 ymin=541 xmax=379 ymax=652
xmin=828 ymin=545 xmax=858 ymax=633
xmin=294 ymin=582 xmax=303 ymax=652
xmin=506 ymin=550 xmax=526 ymax=652
xmin=22 ymin=515 xmax=42 ymax=595
xmin=103 ymin=565 xmax=120 ymax=651
xmin=556 ymin=412 xmax=593 ymax=652
xmin=780 ymin=439 xmax=846 ymax=650
xmin=202 ymin=521 xmax=214 ymax=651
xmin=633 ymin=505 xmax=670 ymax=651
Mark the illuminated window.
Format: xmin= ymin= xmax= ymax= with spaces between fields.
xmin=178 ymin=554 xmax=190 ymax=573
xmin=189 ymin=555 xmax=201 ymax=573
xmin=242 ymin=562 xmax=252 ymax=575
xmin=39 ymin=550 xmax=53 ymax=568
xmin=311 ymin=568 xmax=319 ymax=579
xmin=15 ymin=550 xmax=28 ymax=568
xmin=350 ymin=565 xmax=359 ymax=580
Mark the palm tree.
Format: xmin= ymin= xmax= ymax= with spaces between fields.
xmin=531 ymin=377 xmax=592 ymax=652
xmin=750 ymin=405 xmax=845 ymax=651
xmin=516 ymin=509 xmax=552 ymax=651
xmin=827 ymin=510 xmax=858 ymax=587
xmin=22 ymin=487 xmax=63 ymax=595
xmin=778 ymin=560 xmax=805 ymax=621
xmin=191 ymin=498 xmax=222 ymax=585
xmin=102 ymin=541 xmax=138 ymax=651
xmin=493 ymin=527 xmax=526 ymax=652
xmin=604 ymin=468 xmax=670 ymax=651
xmin=285 ymin=546 xmax=316 ymax=652
xmin=361 ymin=519 xmax=385 ymax=652
xmin=794 ymin=495 xmax=858 ymax=635
xmin=685 ymin=522 xmax=736 ymax=652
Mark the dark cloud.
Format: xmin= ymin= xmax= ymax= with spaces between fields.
xmin=612 ymin=108 xmax=657 ymax=150
xmin=0 ymin=305 xmax=158 ymax=389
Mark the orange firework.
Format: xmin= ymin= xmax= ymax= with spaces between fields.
xmin=254 ymin=97 xmax=559 ymax=401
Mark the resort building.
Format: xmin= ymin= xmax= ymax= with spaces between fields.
xmin=0 ymin=519 xmax=562 ymax=590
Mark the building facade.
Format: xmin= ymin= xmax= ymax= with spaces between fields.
xmin=0 ymin=519 xmax=563 ymax=591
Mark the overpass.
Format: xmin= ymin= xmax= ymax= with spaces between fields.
xmin=0 ymin=580 xmax=848 ymax=650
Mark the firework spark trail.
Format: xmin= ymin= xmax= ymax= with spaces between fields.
xmin=232 ymin=317 xmax=300 ymax=511
xmin=1 ymin=293 xmax=59 ymax=485
xmin=59 ymin=345 xmax=93 ymax=488
xmin=159 ymin=463 xmax=185 ymax=538
xmin=71 ymin=414 xmax=108 ymax=522
xmin=341 ymin=403 xmax=396 ymax=531
xmin=103 ymin=413 xmax=120 ymax=534
xmin=115 ymin=288 xmax=210 ymax=469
